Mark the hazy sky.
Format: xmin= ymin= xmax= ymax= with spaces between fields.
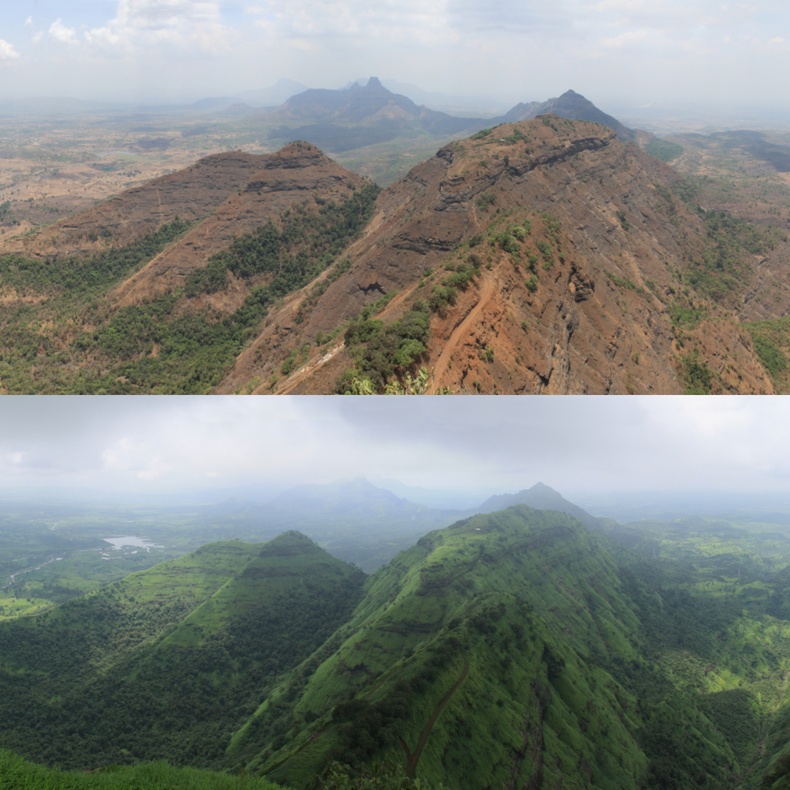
xmin=0 ymin=396 xmax=788 ymax=502
xmin=0 ymin=1 xmax=787 ymax=111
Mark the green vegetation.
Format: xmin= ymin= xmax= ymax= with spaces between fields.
xmin=0 ymin=219 xmax=192 ymax=297
xmin=339 ymin=302 xmax=431 ymax=393
xmin=470 ymin=128 xmax=494 ymax=140
xmin=0 ymin=183 xmax=379 ymax=393
xmin=745 ymin=316 xmax=790 ymax=388
xmin=680 ymin=350 xmax=715 ymax=393
xmin=0 ymin=534 xmax=365 ymax=771
xmin=668 ymin=302 xmax=706 ymax=328
xmin=338 ymin=251 xmax=483 ymax=392
xmin=474 ymin=192 xmax=496 ymax=211
xmin=685 ymin=209 xmax=783 ymax=304
xmin=0 ymin=750 xmax=283 ymax=789
xmin=606 ymin=272 xmax=643 ymax=294
xmin=187 ymin=184 xmax=379 ymax=297
xmin=615 ymin=209 xmax=631 ymax=231
xmin=644 ymin=137 xmax=684 ymax=163
xmin=235 ymin=507 xmax=651 ymax=788
xmin=6 ymin=498 xmax=790 ymax=787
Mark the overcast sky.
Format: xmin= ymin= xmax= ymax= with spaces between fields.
xmin=0 ymin=1 xmax=788 ymax=112
xmin=0 ymin=396 xmax=788 ymax=503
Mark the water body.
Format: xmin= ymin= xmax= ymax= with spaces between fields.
xmin=103 ymin=536 xmax=161 ymax=551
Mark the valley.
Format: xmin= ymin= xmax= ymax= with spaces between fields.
xmin=1 ymin=83 xmax=789 ymax=394
xmin=2 ymin=483 xmax=790 ymax=788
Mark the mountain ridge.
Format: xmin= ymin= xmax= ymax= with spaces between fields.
xmin=1 ymin=490 xmax=790 ymax=786
xmin=0 ymin=108 xmax=785 ymax=393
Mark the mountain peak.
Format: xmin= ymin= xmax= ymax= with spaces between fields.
xmin=475 ymin=484 xmax=599 ymax=529
xmin=501 ymin=89 xmax=634 ymax=141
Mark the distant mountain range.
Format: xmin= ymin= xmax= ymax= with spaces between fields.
xmin=204 ymin=479 xmax=604 ymax=571
xmin=177 ymin=478 xmax=607 ymax=572
xmin=263 ymin=78 xmax=636 ymax=152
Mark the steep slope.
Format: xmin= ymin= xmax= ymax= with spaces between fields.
xmin=112 ymin=142 xmax=371 ymax=306
xmin=228 ymin=506 xmax=741 ymax=788
xmin=1 ymin=111 xmax=783 ymax=393
xmin=0 ymin=533 xmax=365 ymax=770
xmin=221 ymin=117 xmax=775 ymax=394
xmin=4 ymin=151 xmax=270 ymax=260
xmin=0 ymin=143 xmax=377 ymax=393
xmin=3 ymin=498 xmax=790 ymax=787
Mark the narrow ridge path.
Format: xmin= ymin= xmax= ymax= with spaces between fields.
xmin=428 ymin=272 xmax=495 ymax=393
xmin=399 ymin=659 xmax=470 ymax=778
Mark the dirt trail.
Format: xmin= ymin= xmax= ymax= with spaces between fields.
xmin=378 ymin=282 xmax=418 ymax=320
xmin=399 ymin=660 xmax=470 ymax=778
xmin=276 ymin=342 xmax=345 ymax=394
xmin=428 ymin=272 xmax=495 ymax=393
xmin=277 ymin=281 xmax=418 ymax=393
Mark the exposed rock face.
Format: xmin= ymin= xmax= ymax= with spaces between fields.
xmin=6 ymin=151 xmax=269 ymax=260
xmin=113 ymin=142 xmax=368 ymax=306
xmin=1 ymin=117 xmax=779 ymax=394
xmin=218 ymin=117 xmax=774 ymax=394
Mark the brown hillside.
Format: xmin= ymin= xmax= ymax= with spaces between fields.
xmin=0 ymin=117 xmax=781 ymax=394
xmin=6 ymin=151 xmax=270 ymax=260
xmin=113 ymin=142 xmax=369 ymax=307
xmin=217 ymin=117 xmax=774 ymax=394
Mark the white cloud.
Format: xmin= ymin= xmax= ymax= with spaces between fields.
xmin=0 ymin=39 xmax=20 ymax=61
xmin=85 ymin=0 xmax=233 ymax=54
xmin=0 ymin=397 xmax=789 ymax=500
xmin=246 ymin=0 xmax=458 ymax=47
xmin=49 ymin=19 xmax=79 ymax=45
xmin=600 ymin=29 xmax=648 ymax=49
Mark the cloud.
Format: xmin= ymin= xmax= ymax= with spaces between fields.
xmin=600 ymin=29 xmax=649 ymax=49
xmin=245 ymin=0 xmax=457 ymax=46
xmin=445 ymin=0 xmax=569 ymax=34
xmin=0 ymin=396 xmax=789 ymax=503
xmin=244 ymin=0 xmax=571 ymax=49
xmin=49 ymin=19 xmax=79 ymax=45
xmin=85 ymin=0 xmax=234 ymax=54
xmin=0 ymin=39 xmax=20 ymax=61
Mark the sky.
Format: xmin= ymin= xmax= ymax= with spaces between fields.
xmin=0 ymin=1 xmax=788 ymax=112
xmin=0 ymin=396 xmax=788 ymax=504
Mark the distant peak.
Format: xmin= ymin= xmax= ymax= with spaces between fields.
xmin=262 ymin=530 xmax=320 ymax=554
xmin=367 ymin=76 xmax=383 ymax=88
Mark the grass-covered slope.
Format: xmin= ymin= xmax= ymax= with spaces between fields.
xmin=4 ymin=505 xmax=790 ymax=788
xmin=0 ymin=749 xmax=284 ymax=790
xmin=229 ymin=507 xmax=652 ymax=788
xmin=0 ymin=533 xmax=365 ymax=770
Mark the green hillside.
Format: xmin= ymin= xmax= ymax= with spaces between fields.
xmin=0 ymin=749 xmax=283 ymax=790
xmin=0 ymin=533 xmax=365 ymax=770
xmin=229 ymin=506 xmax=790 ymax=789
xmin=230 ymin=507 xmax=647 ymax=787
xmin=3 ymin=503 xmax=790 ymax=788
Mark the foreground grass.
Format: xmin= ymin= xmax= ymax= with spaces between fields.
xmin=0 ymin=750 xmax=284 ymax=789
